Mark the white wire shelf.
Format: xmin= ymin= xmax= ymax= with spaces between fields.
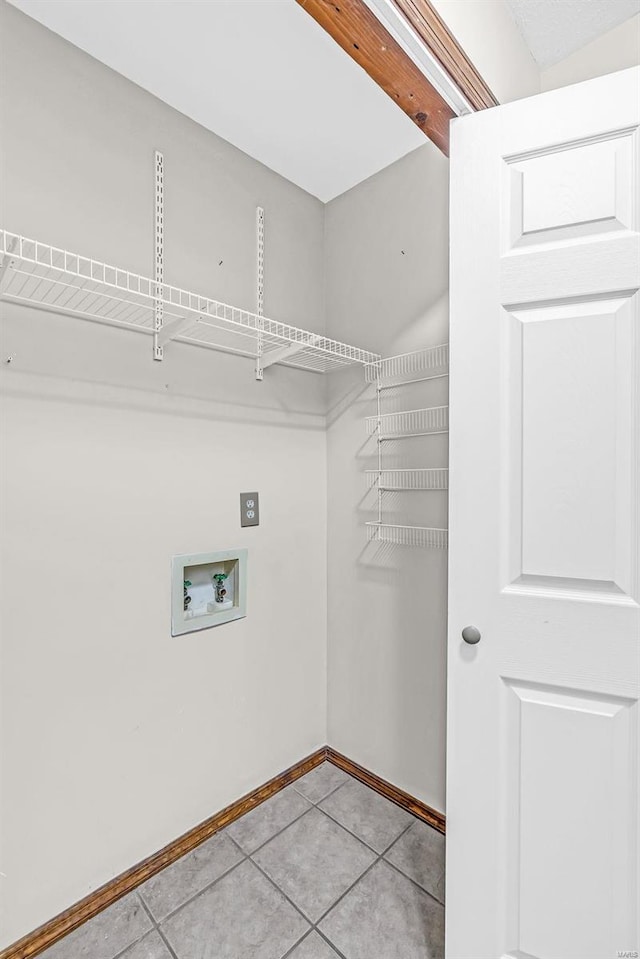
xmin=366 ymin=405 xmax=448 ymax=438
xmin=366 ymin=522 xmax=448 ymax=548
xmin=0 ymin=230 xmax=381 ymax=375
xmin=366 ymin=468 xmax=448 ymax=491
xmin=365 ymin=344 xmax=448 ymax=386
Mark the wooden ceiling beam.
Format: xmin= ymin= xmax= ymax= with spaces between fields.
xmin=296 ymin=0 xmax=455 ymax=155
xmin=391 ymin=0 xmax=498 ymax=111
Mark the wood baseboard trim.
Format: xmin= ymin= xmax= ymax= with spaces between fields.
xmin=0 ymin=748 xmax=326 ymax=959
xmin=326 ymin=746 xmax=446 ymax=834
xmin=2 ymin=746 xmax=445 ymax=958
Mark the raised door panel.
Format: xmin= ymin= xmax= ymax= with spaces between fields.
xmin=504 ymin=130 xmax=637 ymax=250
xmin=502 ymin=294 xmax=639 ymax=602
xmin=501 ymin=680 xmax=638 ymax=959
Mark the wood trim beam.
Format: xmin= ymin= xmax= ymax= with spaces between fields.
xmin=1 ymin=747 xmax=445 ymax=958
xmin=390 ymin=0 xmax=498 ymax=111
xmin=296 ymin=0 xmax=454 ymax=155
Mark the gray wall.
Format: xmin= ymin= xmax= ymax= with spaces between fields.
xmin=324 ymin=144 xmax=450 ymax=813
xmin=0 ymin=3 xmax=327 ymax=944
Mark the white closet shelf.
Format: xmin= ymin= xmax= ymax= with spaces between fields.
xmin=0 ymin=230 xmax=381 ymax=375
xmin=365 ymin=344 xmax=448 ymax=387
xmin=366 ymin=522 xmax=448 ymax=548
xmin=366 ymin=405 xmax=448 ymax=438
xmin=366 ymin=468 xmax=448 ymax=490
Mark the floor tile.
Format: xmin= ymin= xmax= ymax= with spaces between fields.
xmin=253 ymin=807 xmax=375 ymax=922
xmin=118 ymin=930 xmax=174 ymax=959
xmin=319 ymin=777 xmax=413 ymax=853
xmin=293 ymin=763 xmax=348 ymax=804
xmin=39 ymin=892 xmax=152 ymax=959
xmin=161 ymin=858 xmax=309 ymax=959
xmin=384 ymin=819 xmax=446 ymax=902
xmin=319 ymin=860 xmax=444 ymax=959
xmin=286 ymin=930 xmax=342 ymax=958
xmin=138 ymin=831 xmax=243 ymax=920
xmin=227 ymin=784 xmax=312 ymax=854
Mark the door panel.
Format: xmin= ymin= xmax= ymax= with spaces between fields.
xmin=447 ymin=68 xmax=640 ymax=959
xmin=504 ymin=129 xmax=637 ymax=249
xmin=506 ymin=293 xmax=638 ymax=596
xmin=503 ymin=680 xmax=637 ymax=959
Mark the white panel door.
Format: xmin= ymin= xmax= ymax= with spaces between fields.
xmin=447 ymin=67 xmax=640 ymax=959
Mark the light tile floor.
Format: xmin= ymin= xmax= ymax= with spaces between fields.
xmin=41 ymin=762 xmax=445 ymax=959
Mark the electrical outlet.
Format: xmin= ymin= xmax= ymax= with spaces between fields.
xmin=240 ymin=492 xmax=259 ymax=527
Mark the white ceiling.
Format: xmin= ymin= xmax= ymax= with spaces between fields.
xmin=8 ymin=0 xmax=426 ymax=203
xmin=505 ymin=0 xmax=640 ymax=68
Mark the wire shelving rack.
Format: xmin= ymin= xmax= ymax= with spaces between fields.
xmin=365 ymin=343 xmax=448 ymax=387
xmin=365 ymin=468 xmax=448 ymax=491
xmin=0 ymin=230 xmax=381 ymax=376
xmin=366 ymin=347 xmax=449 ymax=549
xmin=365 ymin=405 xmax=448 ymax=439
xmin=366 ymin=523 xmax=448 ymax=549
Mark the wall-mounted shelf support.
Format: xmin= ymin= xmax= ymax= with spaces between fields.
xmin=260 ymin=333 xmax=322 ymax=370
xmin=156 ymin=314 xmax=198 ymax=348
xmin=153 ymin=150 xmax=164 ymax=362
xmin=255 ymin=206 xmax=265 ymax=381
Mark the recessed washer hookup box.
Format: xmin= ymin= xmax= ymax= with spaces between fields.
xmin=172 ymin=549 xmax=248 ymax=636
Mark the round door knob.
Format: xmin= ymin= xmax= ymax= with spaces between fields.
xmin=462 ymin=625 xmax=481 ymax=645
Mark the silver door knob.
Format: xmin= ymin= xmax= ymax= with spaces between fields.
xmin=462 ymin=625 xmax=481 ymax=645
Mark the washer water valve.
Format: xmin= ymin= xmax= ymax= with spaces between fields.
xmin=212 ymin=572 xmax=229 ymax=604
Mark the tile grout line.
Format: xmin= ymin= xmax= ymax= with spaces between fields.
xmin=382 ymin=855 xmax=446 ymax=908
xmin=84 ymin=768 xmax=442 ymax=959
xmin=242 ymin=779 xmax=425 ymax=956
xmin=305 ymin=819 xmax=418 ymax=934
xmin=312 ymin=856 xmax=382 ymax=930
xmin=106 ymin=895 xmax=157 ymax=959
xmin=279 ymin=924 xmax=350 ymax=959
xmin=246 ymin=816 xmax=411 ymax=954
xmin=291 ymin=777 xmax=349 ymax=807
xmin=121 ymin=776 xmax=356 ymax=947
xmin=230 ymin=800 xmax=316 ymax=857
xmin=279 ymin=929 xmax=316 ymax=959
xmin=314 ymin=926 xmax=350 ymax=959
xmin=148 ymin=850 xmax=250 ymax=926
xmin=134 ymin=896 xmax=180 ymax=959
xmin=249 ymin=856 xmax=317 ymax=929
xmin=316 ymin=801 xmax=415 ymax=858
xmin=153 ymin=925 xmax=181 ymax=959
